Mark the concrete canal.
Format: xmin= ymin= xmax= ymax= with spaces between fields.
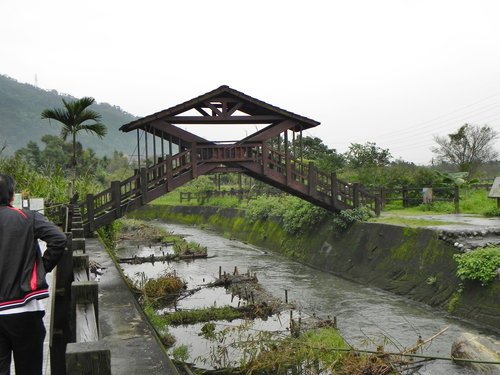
xmin=117 ymin=221 xmax=499 ymax=374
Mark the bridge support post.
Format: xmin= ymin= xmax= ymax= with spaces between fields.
xmin=191 ymin=143 xmax=198 ymax=178
xmin=353 ymin=183 xmax=360 ymax=208
xmin=165 ymin=156 xmax=173 ymax=191
xmin=308 ymin=162 xmax=317 ymax=197
xmin=111 ymin=181 xmax=121 ymax=218
xmin=140 ymin=168 xmax=148 ymax=205
xmin=261 ymin=141 xmax=268 ymax=175
xmin=285 ymin=150 xmax=291 ymax=185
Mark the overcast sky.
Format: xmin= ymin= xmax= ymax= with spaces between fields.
xmin=2 ymin=0 xmax=500 ymax=164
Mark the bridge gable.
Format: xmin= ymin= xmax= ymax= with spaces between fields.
xmin=119 ymin=85 xmax=320 ymax=134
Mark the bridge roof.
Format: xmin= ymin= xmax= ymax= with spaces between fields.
xmin=119 ymin=85 xmax=320 ymax=133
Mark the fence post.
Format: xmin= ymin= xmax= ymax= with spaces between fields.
xmin=352 ymin=183 xmax=360 ymax=208
xmin=285 ymin=150 xmax=291 ymax=185
xmin=86 ymin=194 xmax=95 ymax=233
xmin=402 ymin=185 xmax=409 ymax=208
xmin=66 ymin=343 xmax=111 ymax=375
xmin=331 ymin=172 xmax=338 ymax=207
xmin=375 ymin=196 xmax=381 ymax=216
xmin=454 ymin=185 xmax=460 ymax=214
xmin=308 ymin=162 xmax=317 ymax=196
xmin=70 ymin=281 xmax=99 ymax=342
xmin=111 ymin=181 xmax=121 ymax=218
xmin=50 ymin=232 xmax=74 ymax=375
xmin=165 ymin=155 xmax=173 ymax=189
xmin=380 ymin=187 xmax=386 ymax=210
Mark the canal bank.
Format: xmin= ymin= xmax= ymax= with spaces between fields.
xmin=127 ymin=205 xmax=500 ymax=331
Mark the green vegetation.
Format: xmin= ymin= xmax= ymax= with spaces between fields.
xmin=129 ymin=270 xmax=185 ymax=304
xmin=41 ymin=96 xmax=107 ymax=189
xmin=454 ymin=246 xmax=500 ymax=285
xmin=117 ymin=218 xmax=170 ymax=242
xmin=0 ymin=74 xmax=136 ymax=156
xmin=331 ymin=206 xmax=373 ymax=230
xmin=171 ymin=345 xmax=190 ymax=362
xmin=432 ymin=124 xmax=498 ymax=176
xmin=157 ymin=306 xmax=243 ymax=326
xmin=143 ymin=305 xmax=176 ymax=347
xmin=242 ymin=327 xmax=348 ymax=373
xmin=446 ymin=290 xmax=463 ymax=313
xmin=173 ymin=241 xmax=207 ymax=256
xmin=142 ymin=271 xmax=185 ymax=301
xmin=96 ymin=221 xmax=123 ymax=255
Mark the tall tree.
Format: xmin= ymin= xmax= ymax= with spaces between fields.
xmin=432 ymin=124 xmax=498 ymax=176
xmin=346 ymin=142 xmax=392 ymax=169
xmin=41 ymin=97 xmax=107 ymax=186
xmin=292 ymin=136 xmax=345 ymax=172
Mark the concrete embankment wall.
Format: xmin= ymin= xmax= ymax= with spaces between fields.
xmin=128 ymin=205 xmax=500 ymax=331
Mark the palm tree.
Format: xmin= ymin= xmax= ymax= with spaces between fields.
xmin=41 ymin=97 xmax=107 ymax=193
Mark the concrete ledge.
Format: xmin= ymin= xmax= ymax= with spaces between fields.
xmin=66 ymin=341 xmax=111 ymax=375
xmin=84 ymin=238 xmax=179 ymax=375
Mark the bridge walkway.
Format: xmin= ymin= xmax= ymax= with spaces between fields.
xmin=81 ymin=144 xmax=380 ymax=235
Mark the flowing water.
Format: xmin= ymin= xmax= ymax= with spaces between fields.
xmin=118 ymin=221 xmax=500 ymax=374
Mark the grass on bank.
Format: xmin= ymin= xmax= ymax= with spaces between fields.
xmin=153 ymin=186 xmax=499 ymax=217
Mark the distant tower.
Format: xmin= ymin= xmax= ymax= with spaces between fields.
xmin=34 ymin=74 xmax=38 ymax=87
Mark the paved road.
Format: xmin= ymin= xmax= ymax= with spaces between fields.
xmin=381 ymin=213 xmax=500 ymax=250
xmin=381 ymin=212 xmax=500 ymax=231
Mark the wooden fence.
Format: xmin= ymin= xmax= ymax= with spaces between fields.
xmin=49 ymin=204 xmax=110 ymax=375
xmin=371 ymin=186 xmax=460 ymax=212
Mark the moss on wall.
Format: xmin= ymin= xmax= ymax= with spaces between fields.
xmin=127 ymin=205 xmax=500 ymax=331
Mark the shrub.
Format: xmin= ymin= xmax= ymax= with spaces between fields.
xmin=454 ymin=246 xmax=500 ymax=285
xmin=246 ymin=195 xmax=286 ymax=222
xmin=142 ymin=271 xmax=185 ymax=299
xmin=332 ymin=206 xmax=372 ymax=230
xmin=281 ymin=197 xmax=329 ymax=235
xmin=484 ymin=207 xmax=500 ymax=217
xmin=172 ymin=345 xmax=190 ymax=362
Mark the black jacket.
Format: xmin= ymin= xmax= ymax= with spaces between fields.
xmin=0 ymin=205 xmax=67 ymax=311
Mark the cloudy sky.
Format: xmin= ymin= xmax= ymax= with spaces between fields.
xmin=1 ymin=0 xmax=500 ymax=164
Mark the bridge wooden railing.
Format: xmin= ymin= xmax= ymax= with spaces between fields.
xmin=50 ymin=205 xmax=110 ymax=374
xmin=80 ymin=142 xmax=380 ymax=234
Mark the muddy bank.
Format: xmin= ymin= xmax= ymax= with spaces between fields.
xmin=127 ymin=205 xmax=500 ymax=331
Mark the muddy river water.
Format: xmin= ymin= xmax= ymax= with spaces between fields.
xmin=118 ymin=221 xmax=499 ymax=374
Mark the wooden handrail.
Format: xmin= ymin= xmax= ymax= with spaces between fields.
xmin=80 ymin=145 xmax=381 ymax=234
xmin=50 ymin=205 xmax=110 ymax=375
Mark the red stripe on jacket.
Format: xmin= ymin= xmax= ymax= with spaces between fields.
xmin=6 ymin=206 xmax=28 ymax=219
xmin=30 ymin=262 xmax=38 ymax=290
xmin=0 ymin=290 xmax=49 ymax=307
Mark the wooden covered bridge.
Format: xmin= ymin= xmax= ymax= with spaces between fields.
xmin=81 ymin=86 xmax=379 ymax=235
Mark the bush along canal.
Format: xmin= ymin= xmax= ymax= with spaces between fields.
xmin=102 ymin=217 xmax=500 ymax=374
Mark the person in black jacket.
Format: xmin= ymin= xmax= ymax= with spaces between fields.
xmin=0 ymin=174 xmax=67 ymax=375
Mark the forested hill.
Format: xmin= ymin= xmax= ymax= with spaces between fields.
xmin=0 ymin=74 xmax=138 ymax=156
